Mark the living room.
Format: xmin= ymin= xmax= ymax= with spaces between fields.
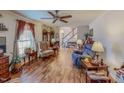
xmin=0 ymin=10 xmax=124 ymax=83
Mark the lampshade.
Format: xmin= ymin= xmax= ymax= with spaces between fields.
xmin=77 ymin=39 xmax=83 ymax=45
xmin=60 ymin=30 xmax=64 ymax=33
xmin=92 ymin=41 xmax=104 ymax=52
xmin=51 ymin=38 xmax=56 ymax=43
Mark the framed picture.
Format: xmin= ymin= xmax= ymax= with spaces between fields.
xmin=0 ymin=36 xmax=6 ymax=53
xmin=0 ymin=23 xmax=8 ymax=31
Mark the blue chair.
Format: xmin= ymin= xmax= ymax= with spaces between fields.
xmin=71 ymin=44 xmax=95 ymax=68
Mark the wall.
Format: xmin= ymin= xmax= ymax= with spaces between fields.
xmin=35 ymin=21 xmax=43 ymax=41
xmin=77 ymin=25 xmax=89 ymax=40
xmin=53 ymin=26 xmax=59 ymax=41
xmin=89 ymin=11 xmax=124 ymax=74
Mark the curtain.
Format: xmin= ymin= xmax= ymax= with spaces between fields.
xmin=16 ymin=20 xmax=26 ymax=39
xmin=11 ymin=20 xmax=26 ymax=68
xmin=28 ymin=23 xmax=35 ymax=38
xmin=15 ymin=20 xmax=26 ymax=55
xmin=28 ymin=23 xmax=38 ymax=52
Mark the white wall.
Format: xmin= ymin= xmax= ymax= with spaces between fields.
xmin=0 ymin=11 xmax=16 ymax=60
xmin=89 ymin=11 xmax=124 ymax=71
xmin=35 ymin=22 xmax=43 ymax=41
xmin=53 ymin=26 xmax=60 ymax=41
xmin=77 ymin=25 xmax=89 ymax=40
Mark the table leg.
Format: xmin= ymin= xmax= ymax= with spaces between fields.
xmin=35 ymin=53 xmax=38 ymax=61
xmin=28 ymin=56 xmax=30 ymax=65
xmin=86 ymin=69 xmax=88 ymax=83
xmin=107 ymin=67 xmax=109 ymax=76
xmin=23 ymin=57 xmax=26 ymax=65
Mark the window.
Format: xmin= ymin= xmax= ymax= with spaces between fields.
xmin=17 ymin=29 xmax=36 ymax=57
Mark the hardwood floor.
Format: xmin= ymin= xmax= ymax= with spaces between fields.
xmin=7 ymin=48 xmax=85 ymax=83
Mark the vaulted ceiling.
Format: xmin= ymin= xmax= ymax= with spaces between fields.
xmin=14 ymin=10 xmax=105 ymax=27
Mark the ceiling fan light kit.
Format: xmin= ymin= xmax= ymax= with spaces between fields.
xmin=41 ymin=10 xmax=72 ymax=23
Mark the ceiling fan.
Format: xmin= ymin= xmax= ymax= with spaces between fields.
xmin=40 ymin=10 xmax=72 ymax=23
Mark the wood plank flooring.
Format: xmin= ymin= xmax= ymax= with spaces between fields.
xmin=7 ymin=48 xmax=85 ymax=83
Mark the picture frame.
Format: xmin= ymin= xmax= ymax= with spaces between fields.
xmin=0 ymin=23 xmax=8 ymax=31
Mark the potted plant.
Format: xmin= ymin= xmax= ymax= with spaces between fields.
xmin=84 ymin=33 xmax=89 ymax=40
xmin=10 ymin=54 xmax=22 ymax=73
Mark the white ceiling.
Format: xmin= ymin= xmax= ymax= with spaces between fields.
xmin=14 ymin=10 xmax=105 ymax=27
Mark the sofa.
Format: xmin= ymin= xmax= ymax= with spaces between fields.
xmin=39 ymin=41 xmax=54 ymax=58
xmin=71 ymin=43 xmax=95 ymax=68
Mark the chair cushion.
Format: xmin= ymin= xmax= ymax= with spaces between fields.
xmin=86 ymin=49 xmax=95 ymax=58
xmin=84 ymin=44 xmax=92 ymax=50
xmin=73 ymin=50 xmax=83 ymax=55
xmin=40 ymin=50 xmax=54 ymax=57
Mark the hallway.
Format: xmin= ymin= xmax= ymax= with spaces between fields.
xmin=8 ymin=48 xmax=85 ymax=83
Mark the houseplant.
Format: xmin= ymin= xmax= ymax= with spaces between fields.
xmin=9 ymin=54 xmax=22 ymax=73
xmin=84 ymin=33 xmax=89 ymax=40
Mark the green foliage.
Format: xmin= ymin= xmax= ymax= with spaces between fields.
xmin=84 ymin=33 xmax=89 ymax=40
xmin=9 ymin=55 xmax=21 ymax=67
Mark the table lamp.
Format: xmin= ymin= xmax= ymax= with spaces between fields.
xmin=77 ymin=39 xmax=83 ymax=49
xmin=92 ymin=41 xmax=104 ymax=60
xmin=51 ymin=38 xmax=56 ymax=43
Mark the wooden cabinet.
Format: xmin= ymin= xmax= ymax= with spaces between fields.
xmin=0 ymin=56 xmax=10 ymax=82
xmin=42 ymin=29 xmax=55 ymax=47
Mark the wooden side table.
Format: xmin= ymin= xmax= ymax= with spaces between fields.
xmin=24 ymin=51 xmax=37 ymax=65
xmin=81 ymin=60 xmax=109 ymax=82
xmin=52 ymin=47 xmax=59 ymax=54
xmin=87 ymin=71 xmax=111 ymax=83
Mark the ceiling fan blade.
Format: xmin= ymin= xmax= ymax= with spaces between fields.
xmin=53 ymin=19 xmax=58 ymax=23
xmin=60 ymin=19 xmax=68 ymax=23
xmin=60 ymin=15 xmax=72 ymax=19
xmin=40 ymin=18 xmax=54 ymax=19
xmin=48 ymin=11 xmax=56 ymax=18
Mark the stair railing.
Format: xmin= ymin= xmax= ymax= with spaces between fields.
xmin=61 ymin=28 xmax=77 ymax=47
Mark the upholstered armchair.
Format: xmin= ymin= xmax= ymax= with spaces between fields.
xmin=38 ymin=41 xmax=54 ymax=58
xmin=72 ymin=44 xmax=95 ymax=68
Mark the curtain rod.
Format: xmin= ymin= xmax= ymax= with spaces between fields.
xmin=16 ymin=19 xmax=35 ymax=25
